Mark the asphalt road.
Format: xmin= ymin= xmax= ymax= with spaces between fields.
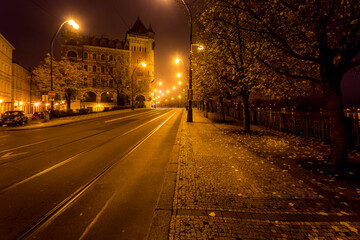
xmin=0 ymin=108 xmax=183 ymax=240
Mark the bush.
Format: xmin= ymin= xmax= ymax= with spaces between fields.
xmin=78 ymin=109 xmax=89 ymax=115
xmin=52 ymin=110 xmax=67 ymax=118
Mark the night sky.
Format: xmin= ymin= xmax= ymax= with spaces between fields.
xmin=0 ymin=0 xmax=189 ymax=90
xmin=0 ymin=0 xmax=359 ymax=106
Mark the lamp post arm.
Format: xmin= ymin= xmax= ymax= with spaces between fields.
xmin=50 ymin=20 xmax=68 ymax=91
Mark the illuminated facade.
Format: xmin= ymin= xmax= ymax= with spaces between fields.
xmin=0 ymin=33 xmax=32 ymax=114
xmin=61 ymin=18 xmax=155 ymax=111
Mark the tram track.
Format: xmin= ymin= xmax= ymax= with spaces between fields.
xmin=0 ymin=110 xmax=161 ymax=167
xmin=0 ymin=110 xmax=173 ymax=194
xmin=15 ymin=111 xmax=177 ymax=240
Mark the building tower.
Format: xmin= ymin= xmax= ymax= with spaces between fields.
xmin=126 ymin=17 xmax=155 ymax=108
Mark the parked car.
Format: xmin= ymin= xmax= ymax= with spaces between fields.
xmin=0 ymin=111 xmax=28 ymax=126
xmin=32 ymin=111 xmax=44 ymax=120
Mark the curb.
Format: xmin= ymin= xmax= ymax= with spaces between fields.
xmin=147 ymin=110 xmax=185 ymax=240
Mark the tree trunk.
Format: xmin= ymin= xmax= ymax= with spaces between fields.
xmin=323 ymin=74 xmax=348 ymax=169
xmin=220 ymin=97 xmax=225 ymax=122
xmin=242 ymin=94 xmax=250 ymax=133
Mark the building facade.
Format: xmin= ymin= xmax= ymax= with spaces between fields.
xmin=0 ymin=33 xmax=15 ymax=113
xmin=0 ymin=33 xmax=32 ymax=114
xmin=61 ymin=18 xmax=155 ymax=111
xmin=12 ymin=62 xmax=31 ymax=113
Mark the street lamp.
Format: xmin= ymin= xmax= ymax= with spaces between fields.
xmin=179 ymin=0 xmax=194 ymax=122
xmin=131 ymin=62 xmax=146 ymax=110
xmin=50 ymin=19 xmax=79 ymax=119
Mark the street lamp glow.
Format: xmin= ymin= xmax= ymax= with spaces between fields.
xmin=141 ymin=62 xmax=147 ymax=67
xmin=162 ymin=93 xmax=165 ymax=96
xmin=178 ymin=95 xmax=181 ymax=99
xmin=159 ymin=90 xmax=162 ymax=93
xmin=177 ymin=73 xmax=181 ymax=78
xmin=175 ymin=58 xmax=181 ymax=64
xmin=172 ymin=86 xmax=176 ymax=90
xmin=166 ymin=90 xmax=170 ymax=94
xmin=198 ymin=45 xmax=204 ymax=50
xmin=68 ymin=19 xmax=79 ymax=29
xmin=178 ymin=81 xmax=182 ymax=85
xmin=159 ymin=82 xmax=162 ymax=86
xmin=0 ymin=99 xmax=2 ymax=103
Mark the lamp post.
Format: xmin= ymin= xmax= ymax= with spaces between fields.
xmin=130 ymin=62 xmax=146 ymax=110
xmin=178 ymin=0 xmax=194 ymax=122
xmin=50 ymin=19 xmax=79 ymax=119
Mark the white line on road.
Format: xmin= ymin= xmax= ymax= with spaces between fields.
xmin=79 ymin=193 xmax=116 ymax=240
xmin=0 ymin=111 xmax=175 ymax=194
xmin=0 ymin=140 xmax=49 ymax=154
xmin=0 ymin=151 xmax=28 ymax=159
xmin=104 ymin=111 xmax=152 ymax=123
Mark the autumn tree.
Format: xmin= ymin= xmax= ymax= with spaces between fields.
xmin=194 ymin=1 xmax=310 ymax=132
xmin=197 ymin=0 xmax=359 ymax=168
xmin=105 ymin=56 xmax=130 ymax=106
xmin=32 ymin=54 xmax=85 ymax=110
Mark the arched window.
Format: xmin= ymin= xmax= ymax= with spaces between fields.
xmin=83 ymin=52 xmax=88 ymax=59
xmin=67 ymin=51 xmax=77 ymax=58
xmin=101 ymin=54 xmax=105 ymax=60
xmin=109 ymin=55 xmax=113 ymax=61
xmin=101 ymin=92 xmax=113 ymax=102
xmin=84 ymin=92 xmax=97 ymax=102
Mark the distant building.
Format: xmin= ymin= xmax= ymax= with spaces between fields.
xmin=12 ymin=62 xmax=31 ymax=113
xmin=0 ymin=33 xmax=15 ymax=113
xmin=0 ymin=33 xmax=32 ymax=114
xmin=61 ymin=18 xmax=155 ymax=111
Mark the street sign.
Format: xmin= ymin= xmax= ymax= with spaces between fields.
xmin=48 ymin=91 xmax=55 ymax=98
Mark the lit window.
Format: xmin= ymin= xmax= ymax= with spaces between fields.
xmin=93 ymin=66 xmax=96 ymax=72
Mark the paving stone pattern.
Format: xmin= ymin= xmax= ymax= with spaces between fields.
xmin=169 ymin=110 xmax=360 ymax=239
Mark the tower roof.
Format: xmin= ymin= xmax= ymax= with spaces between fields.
xmin=128 ymin=17 xmax=149 ymax=34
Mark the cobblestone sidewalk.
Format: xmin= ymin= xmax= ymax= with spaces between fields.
xmin=169 ymin=110 xmax=360 ymax=239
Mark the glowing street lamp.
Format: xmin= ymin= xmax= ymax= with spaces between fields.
xmin=177 ymin=73 xmax=181 ymax=78
xmin=50 ymin=19 xmax=79 ymax=119
xmin=172 ymin=86 xmax=176 ymax=90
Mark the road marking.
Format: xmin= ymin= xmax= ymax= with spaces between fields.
xmin=79 ymin=193 xmax=116 ymax=240
xmin=0 ymin=151 xmax=28 ymax=159
xmin=0 ymin=140 xmax=49 ymax=154
xmin=104 ymin=112 xmax=152 ymax=123
xmin=0 ymin=111 xmax=174 ymax=193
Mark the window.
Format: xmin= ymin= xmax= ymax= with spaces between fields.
xmin=84 ymin=78 xmax=88 ymax=87
xmin=93 ymin=66 xmax=96 ymax=72
xmin=93 ymin=54 xmax=97 ymax=60
xmin=67 ymin=51 xmax=77 ymax=58
xmin=145 ymin=47 xmax=147 ymax=53
xmin=84 ymin=52 xmax=88 ymax=59
xmin=101 ymin=79 xmax=105 ymax=87
xmin=92 ymin=78 xmax=97 ymax=88
xmin=101 ymin=66 xmax=105 ymax=73
xmin=109 ymin=55 xmax=113 ymax=61
xmin=101 ymin=54 xmax=105 ymax=60
xmin=109 ymin=67 xmax=113 ymax=74
xmin=84 ymin=65 xmax=88 ymax=71
xmin=109 ymin=80 xmax=113 ymax=87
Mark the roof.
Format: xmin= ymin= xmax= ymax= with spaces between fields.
xmin=127 ymin=17 xmax=154 ymax=35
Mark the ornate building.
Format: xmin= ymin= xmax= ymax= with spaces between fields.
xmin=61 ymin=18 xmax=155 ymax=111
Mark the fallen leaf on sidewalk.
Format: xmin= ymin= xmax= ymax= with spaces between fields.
xmin=209 ymin=212 xmax=216 ymax=217
xmin=317 ymin=211 xmax=328 ymax=216
xmin=288 ymin=203 xmax=295 ymax=207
